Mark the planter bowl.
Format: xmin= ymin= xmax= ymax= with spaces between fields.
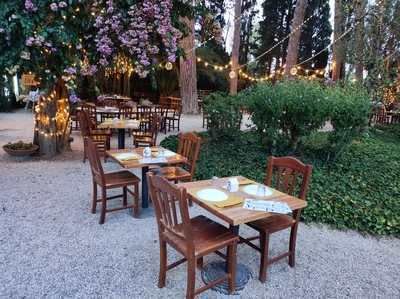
xmin=3 ymin=144 xmax=39 ymax=156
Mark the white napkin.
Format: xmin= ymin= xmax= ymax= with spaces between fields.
xmin=243 ymin=199 xmax=292 ymax=214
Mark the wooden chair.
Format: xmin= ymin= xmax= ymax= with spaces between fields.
xmin=147 ymin=173 xmax=238 ymax=299
xmin=166 ymin=105 xmax=182 ymax=131
xmin=86 ymin=138 xmax=140 ymax=224
xmin=81 ymin=103 xmax=97 ymax=124
xmin=119 ymin=106 xmax=133 ymax=119
xmin=152 ymin=132 xmax=201 ymax=183
xmin=133 ymin=113 xmax=163 ymax=147
xmin=241 ymin=156 xmax=313 ymax=282
xmin=78 ymin=111 xmax=111 ymax=163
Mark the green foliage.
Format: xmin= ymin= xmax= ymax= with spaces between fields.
xmin=203 ymin=92 xmax=243 ymax=139
xmin=244 ymin=80 xmax=330 ymax=152
xmin=4 ymin=140 xmax=35 ymax=150
xmin=325 ymin=83 xmax=371 ymax=161
xmin=161 ymin=126 xmax=400 ymax=236
xmin=242 ymin=81 xmax=371 ymax=160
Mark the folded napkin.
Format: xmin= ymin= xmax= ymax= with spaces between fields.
xmin=239 ymin=178 xmax=254 ymax=185
xmin=214 ymin=195 xmax=244 ymax=208
xmin=115 ymin=153 xmax=140 ymax=161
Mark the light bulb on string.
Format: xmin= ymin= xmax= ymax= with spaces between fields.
xmin=165 ymin=62 xmax=173 ymax=71
xmin=229 ymin=71 xmax=236 ymax=79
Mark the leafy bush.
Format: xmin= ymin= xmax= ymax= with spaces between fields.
xmin=161 ymin=127 xmax=400 ymax=236
xmin=325 ymin=83 xmax=371 ymax=161
xmin=242 ymin=80 xmax=371 ymax=159
xmin=203 ymin=92 xmax=243 ymax=139
xmin=243 ymin=80 xmax=330 ymax=151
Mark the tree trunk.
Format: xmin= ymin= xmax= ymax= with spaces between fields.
xmin=332 ymin=0 xmax=344 ymax=81
xmin=354 ymin=0 xmax=366 ymax=81
xmin=229 ymin=0 xmax=242 ymax=95
xmin=179 ymin=16 xmax=198 ymax=114
xmin=33 ymin=79 xmax=71 ymax=157
xmin=284 ymin=0 xmax=308 ymax=78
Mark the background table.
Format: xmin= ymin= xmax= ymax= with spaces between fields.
xmin=98 ymin=120 xmax=140 ymax=149
xmin=106 ymin=147 xmax=187 ymax=208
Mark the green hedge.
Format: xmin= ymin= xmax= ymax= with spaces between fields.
xmin=161 ymin=126 xmax=400 ymax=236
xmin=203 ymin=92 xmax=243 ymax=139
xmin=203 ymin=81 xmax=372 ymax=161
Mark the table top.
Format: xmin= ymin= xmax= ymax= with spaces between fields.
xmin=178 ymin=176 xmax=307 ymax=226
xmin=98 ymin=119 xmax=140 ymax=129
xmin=106 ymin=147 xmax=187 ymax=168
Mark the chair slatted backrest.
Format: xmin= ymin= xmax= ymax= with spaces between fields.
xmin=86 ymin=138 xmax=106 ymax=186
xmin=78 ymin=111 xmax=91 ymax=137
xmin=150 ymin=113 xmax=163 ymax=143
xmin=119 ymin=106 xmax=133 ymax=119
xmin=82 ymin=103 xmax=97 ymax=121
xmin=177 ymin=133 xmax=201 ymax=177
xmin=147 ymin=173 xmax=194 ymax=251
xmin=264 ymin=156 xmax=312 ymax=200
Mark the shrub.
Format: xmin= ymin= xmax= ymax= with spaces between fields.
xmin=244 ymin=80 xmax=330 ymax=152
xmin=325 ymin=83 xmax=371 ymax=161
xmin=203 ymin=92 xmax=243 ymax=139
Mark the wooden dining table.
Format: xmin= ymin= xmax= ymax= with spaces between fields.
xmin=98 ymin=119 xmax=140 ymax=149
xmin=178 ymin=176 xmax=307 ymax=293
xmin=106 ymin=147 xmax=187 ymax=208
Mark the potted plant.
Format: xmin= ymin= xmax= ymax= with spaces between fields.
xmin=3 ymin=141 xmax=39 ymax=156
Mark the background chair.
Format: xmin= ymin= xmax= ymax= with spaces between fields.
xmin=241 ymin=156 xmax=313 ymax=282
xmin=152 ymin=132 xmax=201 ymax=184
xmin=78 ymin=111 xmax=111 ymax=163
xmin=147 ymin=173 xmax=238 ymax=299
xmin=86 ymin=138 xmax=140 ymax=224
xmin=133 ymin=113 xmax=163 ymax=147
xmin=166 ymin=105 xmax=182 ymax=132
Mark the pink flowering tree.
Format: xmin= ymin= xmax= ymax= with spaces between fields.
xmin=0 ymin=0 xmax=190 ymax=157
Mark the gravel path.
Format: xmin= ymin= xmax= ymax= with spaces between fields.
xmin=0 ymin=111 xmax=399 ymax=298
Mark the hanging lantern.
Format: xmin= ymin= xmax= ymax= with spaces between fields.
xmin=165 ymin=62 xmax=173 ymax=70
xmin=229 ymin=70 xmax=236 ymax=79
xmin=290 ymin=67 xmax=298 ymax=76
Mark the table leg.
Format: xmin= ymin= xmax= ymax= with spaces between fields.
xmin=201 ymin=224 xmax=251 ymax=295
xmin=117 ymin=128 xmax=125 ymax=149
xmin=141 ymin=166 xmax=149 ymax=208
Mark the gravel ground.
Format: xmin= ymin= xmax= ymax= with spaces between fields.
xmin=0 ymin=110 xmax=399 ymax=299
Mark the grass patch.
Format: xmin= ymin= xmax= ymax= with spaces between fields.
xmin=161 ymin=126 xmax=400 ymax=236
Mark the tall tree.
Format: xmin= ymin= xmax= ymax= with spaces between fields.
xmin=332 ymin=0 xmax=345 ymax=81
xmin=229 ymin=0 xmax=242 ymax=95
xmin=284 ymin=0 xmax=308 ymax=77
xmin=239 ymin=0 xmax=258 ymax=64
xmin=354 ymin=0 xmax=366 ymax=80
xmin=179 ymin=16 xmax=198 ymax=113
xmin=298 ymin=0 xmax=332 ymax=70
xmin=255 ymin=0 xmax=330 ymax=75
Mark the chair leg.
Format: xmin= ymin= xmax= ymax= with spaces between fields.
xmin=227 ymin=243 xmax=237 ymax=294
xmin=196 ymin=257 xmax=203 ymax=269
xmin=158 ymin=240 xmax=167 ymax=288
xmin=83 ymin=145 xmax=87 ymax=163
xmin=186 ymin=257 xmax=196 ymax=299
xmin=289 ymin=224 xmax=298 ymax=267
xmin=91 ymin=181 xmax=97 ymax=214
xmin=259 ymin=232 xmax=270 ymax=283
xmin=133 ymin=183 xmax=140 ymax=217
xmin=122 ymin=186 xmax=127 ymax=207
xmin=99 ymin=188 xmax=107 ymax=224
